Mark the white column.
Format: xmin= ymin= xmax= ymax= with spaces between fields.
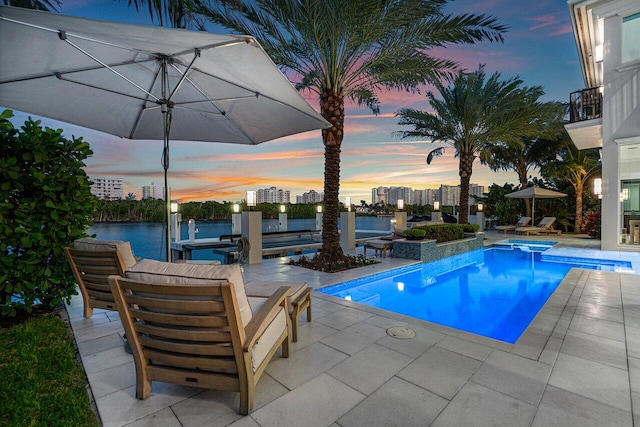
xmin=316 ymin=213 xmax=323 ymax=231
xmin=242 ymin=211 xmax=262 ymax=264
xmin=340 ymin=211 xmax=356 ymax=251
xmin=431 ymin=212 xmax=442 ymax=222
xmin=394 ymin=211 xmax=407 ymax=231
xmin=231 ymin=213 xmax=242 ymax=234
xmin=279 ymin=213 xmax=288 ymax=231
xmin=476 ymin=212 xmax=485 ymax=232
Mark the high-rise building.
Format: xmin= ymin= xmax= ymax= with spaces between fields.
xmin=386 ymin=186 xmax=413 ymax=205
xmin=256 ymin=187 xmax=290 ymax=204
xmin=142 ymin=181 xmax=165 ymax=200
xmin=90 ymin=177 xmax=123 ymax=200
xmin=371 ymin=186 xmax=388 ymax=204
xmin=438 ymin=185 xmax=460 ymax=206
xmin=413 ymin=188 xmax=438 ymax=206
xmin=295 ymin=190 xmax=324 ymax=204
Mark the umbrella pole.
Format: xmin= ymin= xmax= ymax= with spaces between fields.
xmin=161 ymin=58 xmax=172 ymax=262
xmin=532 ymin=198 xmax=535 ymax=225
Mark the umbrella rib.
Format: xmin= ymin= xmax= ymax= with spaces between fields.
xmin=60 ymin=32 xmax=160 ymax=102
xmin=55 ymin=73 xmax=153 ymax=103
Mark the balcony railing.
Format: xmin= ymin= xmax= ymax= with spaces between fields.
xmin=569 ymin=87 xmax=603 ymax=123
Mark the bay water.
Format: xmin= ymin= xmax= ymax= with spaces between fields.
xmin=89 ymin=216 xmax=393 ymax=261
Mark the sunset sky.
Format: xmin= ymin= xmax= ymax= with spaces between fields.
xmin=5 ymin=0 xmax=584 ymax=204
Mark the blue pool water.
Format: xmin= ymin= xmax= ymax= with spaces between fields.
xmin=319 ymin=243 xmax=633 ymax=344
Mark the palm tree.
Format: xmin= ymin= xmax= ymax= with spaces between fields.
xmin=480 ymin=101 xmax=567 ymax=218
xmin=396 ymin=66 xmax=549 ymax=224
xmin=541 ymin=136 xmax=601 ymax=232
xmin=190 ymin=0 xmax=506 ymax=262
xmin=117 ymin=0 xmax=205 ymax=29
xmin=3 ymin=0 xmax=60 ymax=11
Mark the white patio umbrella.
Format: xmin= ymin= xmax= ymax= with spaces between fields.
xmin=0 ymin=6 xmax=330 ymax=261
xmin=505 ymin=186 xmax=567 ymax=225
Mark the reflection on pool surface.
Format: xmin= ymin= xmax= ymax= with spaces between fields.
xmin=319 ymin=244 xmax=631 ymax=343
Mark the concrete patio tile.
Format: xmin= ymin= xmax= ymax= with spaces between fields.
xmin=364 ymin=314 xmax=408 ymax=329
xmin=397 ymin=346 xmax=481 ymax=400
xmin=73 ymin=319 xmax=125 ymax=342
xmin=538 ymin=336 xmax=563 ymax=365
xmin=291 ymin=321 xmax=338 ymax=350
xmin=337 ymin=376 xmax=448 ymax=427
xmin=170 ymin=377 xmax=288 ymax=427
xmin=548 ymin=353 xmax=631 ymax=412
xmin=532 ymin=385 xmax=632 ymax=427
xmin=470 ymin=350 xmax=551 ymax=406
xmin=625 ymin=325 xmax=640 ymax=359
xmin=70 ymin=312 xmax=112 ymax=330
xmin=77 ymin=331 xmax=125 ymax=357
xmin=510 ymin=329 xmax=550 ymax=361
xmin=227 ymin=416 xmax=260 ymax=427
xmin=431 ymin=381 xmax=536 ymax=427
xmin=96 ymin=382 xmax=201 ymax=427
xmin=123 ymin=408 xmax=182 ymax=427
xmin=376 ymin=324 xmax=445 ymax=358
xmin=569 ymin=314 xmax=625 ymax=342
xmin=561 ymin=329 xmax=627 ymax=369
xmin=435 ymin=335 xmax=493 ymax=361
xmin=88 ymin=360 xmax=136 ymax=399
xmin=250 ymin=374 xmax=365 ymax=427
xmin=320 ymin=320 xmax=387 ymax=355
xmin=311 ymin=298 xmax=350 ymax=314
xmin=327 ymin=343 xmax=412 ymax=395
xmin=314 ymin=306 xmax=374 ymax=330
xmin=265 ymin=342 xmax=348 ymax=390
xmin=576 ymin=302 xmax=624 ymax=323
xmin=82 ymin=344 xmax=133 ymax=375
xmin=627 ymin=355 xmax=640 ymax=394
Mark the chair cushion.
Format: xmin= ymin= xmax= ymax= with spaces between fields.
xmin=126 ymin=259 xmax=252 ymax=327
xmin=245 ymin=281 xmax=307 ymax=315
xmin=73 ymin=237 xmax=137 ymax=269
xmin=250 ymin=307 xmax=287 ymax=372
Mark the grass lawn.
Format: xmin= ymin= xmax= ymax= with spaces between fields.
xmin=0 ymin=310 xmax=98 ymax=426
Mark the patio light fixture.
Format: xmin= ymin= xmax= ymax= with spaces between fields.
xmin=397 ymin=199 xmax=404 ymax=210
xmin=345 ymin=196 xmax=351 ymax=212
xmin=233 ymin=203 xmax=240 ymax=213
xmin=477 ymin=202 xmax=483 ymax=212
xmin=170 ymin=201 xmax=179 ymax=213
xmin=317 ymin=205 xmax=323 ymax=213
xmin=594 ymin=178 xmax=602 ymax=199
xmin=246 ymin=191 xmax=256 ymax=208
xmin=280 ymin=205 xmax=286 ymax=213
xmin=434 ymin=201 xmax=440 ymax=211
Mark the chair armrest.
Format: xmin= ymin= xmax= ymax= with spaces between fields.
xmin=243 ymin=286 xmax=290 ymax=352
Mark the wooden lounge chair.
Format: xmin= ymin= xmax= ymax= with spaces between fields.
xmin=495 ymin=216 xmax=531 ymax=233
xmin=114 ymin=260 xmax=291 ymax=414
xmin=516 ymin=217 xmax=560 ymax=235
xmin=64 ymin=237 xmax=137 ymax=317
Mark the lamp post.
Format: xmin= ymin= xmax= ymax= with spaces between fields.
xmin=279 ymin=204 xmax=288 ymax=231
xmin=476 ymin=202 xmax=484 ymax=232
xmin=341 ymin=197 xmax=355 ymax=251
xmin=316 ymin=205 xmax=323 ymax=232
xmin=432 ymin=201 xmax=441 ymax=222
xmin=232 ymin=203 xmax=241 ymax=234
xmin=170 ymin=201 xmax=181 ymax=242
xmin=394 ymin=199 xmax=406 ymax=230
xmin=246 ymin=191 xmax=257 ymax=210
xmin=242 ymin=191 xmax=261 ymax=264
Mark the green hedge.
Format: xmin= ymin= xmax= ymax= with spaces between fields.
xmin=412 ymin=224 xmax=480 ymax=243
xmin=0 ymin=110 xmax=96 ymax=316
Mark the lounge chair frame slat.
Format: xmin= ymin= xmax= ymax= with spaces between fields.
xmin=139 ymin=336 xmax=234 ymax=357
xmin=143 ymin=348 xmax=238 ymax=372
xmin=124 ymin=294 xmax=225 ymax=313
xmin=133 ymin=322 xmax=231 ymax=342
xmin=129 ymin=309 xmax=227 ymax=328
xmin=146 ymin=365 xmax=240 ymax=391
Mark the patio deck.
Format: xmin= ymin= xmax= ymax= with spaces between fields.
xmin=67 ymin=232 xmax=640 ymax=426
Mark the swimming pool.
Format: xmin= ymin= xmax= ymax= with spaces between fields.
xmin=318 ymin=242 xmax=633 ymax=344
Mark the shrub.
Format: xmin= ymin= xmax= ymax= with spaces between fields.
xmin=581 ymin=210 xmax=601 ymax=239
xmin=404 ymin=228 xmax=426 ymax=239
xmin=414 ymin=224 xmax=472 ymax=243
xmin=0 ymin=110 xmax=96 ymax=317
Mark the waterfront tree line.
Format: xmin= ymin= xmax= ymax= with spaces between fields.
xmin=94 ymin=199 xmax=328 ymax=222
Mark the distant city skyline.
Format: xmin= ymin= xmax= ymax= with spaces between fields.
xmin=5 ymin=0 xmax=582 ymax=203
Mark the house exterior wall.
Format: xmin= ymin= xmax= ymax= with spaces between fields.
xmin=568 ymin=0 xmax=640 ymax=251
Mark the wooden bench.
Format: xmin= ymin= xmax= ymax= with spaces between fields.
xmin=364 ymin=239 xmax=394 ymax=258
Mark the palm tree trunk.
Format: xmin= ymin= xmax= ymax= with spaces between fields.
xmin=575 ymin=180 xmax=583 ymax=232
xmin=318 ymin=89 xmax=345 ymax=262
xmin=458 ymin=152 xmax=473 ymax=224
xmin=517 ymin=173 xmax=530 ymax=218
